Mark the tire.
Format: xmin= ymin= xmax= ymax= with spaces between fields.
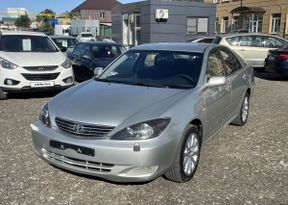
xmin=165 ymin=125 xmax=201 ymax=183
xmin=0 ymin=88 xmax=8 ymax=100
xmin=231 ymin=93 xmax=250 ymax=126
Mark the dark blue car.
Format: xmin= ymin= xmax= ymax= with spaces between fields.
xmin=265 ymin=46 xmax=288 ymax=78
xmin=69 ymin=42 xmax=126 ymax=82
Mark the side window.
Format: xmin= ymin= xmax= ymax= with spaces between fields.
xmin=266 ymin=37 xmax=285 ymax=48
xmin=239 ymin=36 xmax=253 ymax=47
xmin=226 ymin=36 xmax=240 ymax=46
xmin=206 ymin=51 xmax=225 ymax=79
xmin=82 ymin=45 xmax=91 ymax=58
xmin=219 ymin=48 xmax=242 ymax=76
xmin=73 ymin=44 xmax=84 ymax=57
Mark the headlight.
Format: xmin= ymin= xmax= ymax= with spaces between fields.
xmin=61 ymin=58 xmax=72 ymax=68
xmin=111 ymin=118 xmax=171 ymax=140
xmin=0 ymin=58 xmax=18 ymax=69
xmin=39 ymin=103 xmax=51 ymax=127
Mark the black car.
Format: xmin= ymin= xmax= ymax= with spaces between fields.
xmin=69 ymin=42 xmax=126 ymax=82
xmin=265 ymin=46 xmax=288 ymax=78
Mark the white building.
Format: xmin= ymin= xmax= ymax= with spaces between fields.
xmin=7 ymin=8 xmax=28 ymax=18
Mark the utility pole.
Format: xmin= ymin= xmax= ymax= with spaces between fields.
xmin=241 ymin=0 xmax=243 ymax=7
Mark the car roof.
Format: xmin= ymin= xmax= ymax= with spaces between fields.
xmin=217 ymin=33 xmax=286 ymax=39
xmin=50 ymin=35 xmax=76 ymax=39
xmin=0 ymin=30 xmax=47 ymax=37
xmin=79 ymin=41 xmax=123 ymax=46
xmin=131 ymin=43 xmax=215 ymax=53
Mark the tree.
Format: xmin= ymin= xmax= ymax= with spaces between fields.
xmin=36 ymin=9 xmax=55 ymax=23
xmin=36 ymin=9 xmax=56 ymax=35
xmin=15 ymin=15 xmax=31 ymax=29
xmin=59 ymin=11 xmax=81 ymax=20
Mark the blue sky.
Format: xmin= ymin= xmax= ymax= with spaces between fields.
xmin=0 ymin=0 xmax=138 ymax=14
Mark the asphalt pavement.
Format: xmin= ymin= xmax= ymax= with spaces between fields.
xmin=0 ymin=72 xmax=287 ymax=205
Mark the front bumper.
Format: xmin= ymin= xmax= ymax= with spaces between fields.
xmin=0 ymin=66 xmax=74 ymax=93
xmin=31 ymin=121 xmax=177 ymax=183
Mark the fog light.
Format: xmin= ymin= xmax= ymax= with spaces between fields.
xmin=121 ymin=165 xmax=158 ymax=177
xmin=63 ymin=77 xmax=73 ymax=84
xmin=4 ymin=79 xmax=20 ymax=85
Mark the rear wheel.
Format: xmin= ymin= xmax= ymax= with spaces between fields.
xmin=0 ymin=88 xmax=8 ymax=100
xmin=231 ymin=93 xmax=250 ymax=126
xmin=165 ymin=125 xmax=201 ymax=183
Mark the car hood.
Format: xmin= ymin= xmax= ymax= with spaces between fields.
xmin=0 ymin=51 xmax=66 ymax=67
xmin=49 ymin=80 xmax=191 ymax=128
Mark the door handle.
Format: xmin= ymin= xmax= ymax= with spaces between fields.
xmin=239 ymin=49 xmax=246 ymax=51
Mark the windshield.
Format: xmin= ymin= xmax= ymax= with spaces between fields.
xmin=92 ymin=45 xmax=126 ymax=59
xmin=82 ymin=34 xmax=93 ymax=38
xmin=97 ymin=50 xmax=203 ymax=89
xmin=52 ymin=38 xmax=78 ymax=48
xmin=0 ymin=35 xmax=59 ymax=52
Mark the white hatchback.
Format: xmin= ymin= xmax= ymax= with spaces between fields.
xmin=213 ymin=33 xmax=288 ymax=68
xmin=0 ymin=31 xmax=74 ymax=99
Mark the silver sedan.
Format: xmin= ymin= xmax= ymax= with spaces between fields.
xmin=31 ymin=43 xmax=255 ymax=183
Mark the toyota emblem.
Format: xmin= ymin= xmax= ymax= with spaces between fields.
xmin=73 ymin=123 xmax=83 ymax=133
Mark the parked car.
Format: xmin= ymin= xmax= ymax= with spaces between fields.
xmin=264 ymin=46 xmax=288 ymax=78
xmin=213 ymin=33 xmax=288 ymax=67
xmin=187 ymin=36 xmax=215 ymax=43
xmin=0 ymin=31 xmax=74 ymax=100
xmin=76 ymin=32 xmax=96 ymax=42
xmin=31 ymin=43 xmax=254 ymax=183
xmin=50 ymin=35 xmax=79 ymax=54
xmin=69 ymin=42 xmax=126 ymax=82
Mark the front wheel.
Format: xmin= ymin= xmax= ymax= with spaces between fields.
xmin=165 ymin=125 xmax=201 ymax=183
xmin=231 ymin=93 xmax=250 ymax=126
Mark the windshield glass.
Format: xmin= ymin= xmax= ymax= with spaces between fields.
xmin=98 ymin=50 xmax=203 ymax=89
xmin=92 ymin=45 xmax=126 ymax=59
xmin=52 ymin=38 xmax=78 ymax=48
xmin=82 ymin=34 xmax=93 ymax=37
xmin=0 ymin=35 xmax=58 ymax=52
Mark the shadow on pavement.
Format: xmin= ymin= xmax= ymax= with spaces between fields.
xmin=254 ymin=68 xmax=287 ymax=81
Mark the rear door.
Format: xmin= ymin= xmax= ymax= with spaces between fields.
xmin=203 ymin=49 xmax=232 ymax=136
xmin=235 ymin=35 xmax=267 ymax=67
xmin=219 ymin=47 xmax=248 ymax=117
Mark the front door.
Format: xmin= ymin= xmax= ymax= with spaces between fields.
xmin=203 ymin=50 xmax=232 ymax=137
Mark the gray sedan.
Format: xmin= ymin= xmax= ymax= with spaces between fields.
xmin=31 ymin=43 xmax=254 ymax=183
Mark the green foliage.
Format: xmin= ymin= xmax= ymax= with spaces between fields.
xmin=15 ymin=15 xmax=31 ymax=29
xmin=36 ymin=9 xmax=55 ymax=23
xmin=36 ymin=9 xmax=56 ymax=35
xmin=69 ymin=11 xmax=81 ymax=20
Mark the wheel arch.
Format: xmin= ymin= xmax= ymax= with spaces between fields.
xmin=188 ymin=119 xmax=203 ymax=144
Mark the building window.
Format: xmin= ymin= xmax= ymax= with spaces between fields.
xmin=232 ymin=16 xmax=239 ymax=32
xmin=100 ymin=12 xmax=105 ymax=19
xmin=222 ymin=17 xmax=228 ymax=33
xmin=187 ymin=17 xmax=208 ymax=35
xmin=243 ymin=13 xmax=263 ymax=33
xmin=271 ymin=14 xmax=281 ymax=33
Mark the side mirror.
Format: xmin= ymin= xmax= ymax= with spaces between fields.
xmin=60 ymin=47 xmax=67 ymax=52
xmin=206 ymin=76 xmax=226 ymax=88
xmin=94 ymin=67 xmax=104 ymax=77
xmin=82 ymin=55 xmax=91 ymax=61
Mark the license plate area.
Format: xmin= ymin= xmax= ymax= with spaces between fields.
xmin=30 ymin=81 xmax=54 ymax=88
xmin=50 ymin=140 xmax=95 ymax=157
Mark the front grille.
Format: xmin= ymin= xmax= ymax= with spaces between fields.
xmin=23 ymin=66 xmax=58 ymax=71
xmin=55 ymin=117 xmax=115 ymax=137
xmin=42 ymin=149 xmax=114 ymax=173
xmin=22 ymin=73 xmax=60 ymax=81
